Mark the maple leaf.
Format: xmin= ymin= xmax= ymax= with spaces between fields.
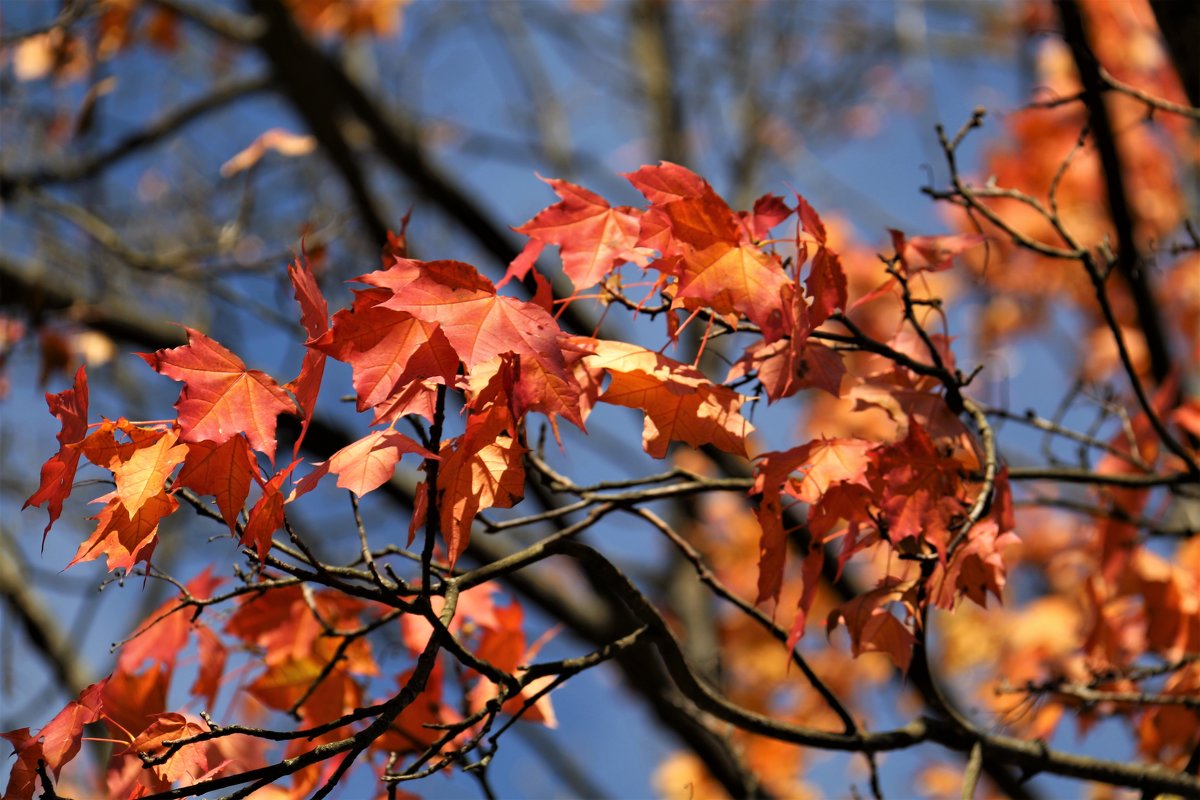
xmin=37 ymin=678 xmax=108 ymax=777
xmin=891 ymin=229 xmax=987 ymax=273
xmin=873 ymin=422 xmax=968 ymax=556
xmin=229 ymin=586 xmax=375 ymax=723
xmin=310 ymin=287 xmax=458 ymax=422
xmin=23 ymin=365 xmax=88 ymax=541
xmin=101 ymin=665 xmax=169 ymax=750
xmin=795 ymin=193 xmax=827 ymax=245
xmin=175 ymin=436 xmax=256 ymax=533
xmin=191 ymin=624 xmax=228 ymax=710
xmin=113 ymin=430 xmax=189 ymax=517
xmin=784 ymin=548 xmax=823 ymax=647
xmin=574 ymin=337 xmax=755 ymax=459
xmin=497 ymin=238 xmax=546 ymax=288
xmin=286 ymin=257 xmax=330 ymax=456
xmin=79 ymin=418 xmax=165 ymax=469
xmin=623 ymin=161 xmax=711 ymax=204
xmin=466 ymin=597 xmax=557 ymax=727
xmin=752 ymin=438 xmax=874 ymax=604
xmin=294 ymin=428 xmax=433 ymax=498
xmin=515 ymin=176 xmax=652 ymax=290
xmin=0 ymin=728 xmax=41 ymax=800
xmin=128 ymin=712 xmax=212 ymax=784
xmin=935 ymin=519 xmax=1019 ymax=609
xmin=243 ymin=470 xmax=288 ymax=562
xmin=730 ymin=336 xmax=846 ymax=401
xmin=118 ymin=568 xmax=223 ymax=677
xmin=376 ymin=663 xmax=457 ymax=755
xmin=437 ymin=403 xmax=526 ymax=566
xmin=69 ymin=491 xmax=178 ymax=572
xmin=806 ymin=246 xmax=848 ymax=327
xmin=744 ymin=193 xmax=793 ymax=241
xmin=827 ymin=580 xmax=916 ymax=673
xmin=140 ymin=328 xmax=298 ymax=461
xmin=627 ymin=163 xmax=791 ymax=342
xmin=362 ymin=258 xmax=585 ymax=429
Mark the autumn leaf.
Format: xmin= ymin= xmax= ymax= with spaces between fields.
xmin=69 ymin=491 xmax=178 ymax=573
xmin=795 ymin=193 xmax=827 ymax=245
xmin=295 ymin=428 xmax=433 ymax=498
xmin=745 ymin=193 xmax=793 ymax=241
xmin=101 ymin=666 xmax=169 ymax=751
xmin=113 ymin=430 xmax=188 ymax=517
xmin=623 ymin=161 xmax=710 ymax=204
xmin=515 ymin=176 xmax=652 ymax=290
xmin=243 ymin=470 xmax=288 ymax=562
xmin=23 ymin=365 xmax=88 ymax=541
xmin=140 ymin=328 xmax=298 ymax=461
xmin=752 ymin=438 xmax=874 ymax=604
xmin=437 ymin=403 xmax=526 ymax=566
xmin=287 ymin=257 xmax=330 ymax=456
xmin=806 ymin=246 xmax=848 ymax=327
xmin=175 ymin=436 xmax=256 ymax=534
xmin=466 ymin=597 xmax=557 ymax=727
xmin=37 ymin=678 xmax=109 ymax=777
xmin=220 ymin=128 xmax=316 ymax=177
xmin=873 ymin=422 xmax=968 ymax=556
xmin=79 ymin=417 xmax=164 ymax=470
xmin=0 ymin=728 xmax=41 ymax=800
xmin=310 ymin=287 xmax=458 ymax=421
xmin=827 ymin=580 xmax=915 ymax=673
xmin=229 ymin=586 xmax=375 ymax=723
xmin=892 ymin=230 xmax=987 ymax=273
xmin=128 ymin=713 xmax=212 ymax=783
xmin=729 ymin=336 xmax=846 ymax=401
xmin=935 ymin=519 xmax=1019 ymax=609
xmin=575 ymin=337 xmax=755 ymax=459
xmin=118 ymin=568 xmax=223 ymax=677
xmin=627 ymin=163 xmax=791 ymax=341
xmin=191 ymin=624 xmax=228 ymax=710
xmin=362 ymin=258 xmax=585 ymax=429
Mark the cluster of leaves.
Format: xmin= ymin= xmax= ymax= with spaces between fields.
xmin=7 ymin=156 xmax=1027 ymax=798
xmin=5 ymin=1 xmax=1200 ymax=798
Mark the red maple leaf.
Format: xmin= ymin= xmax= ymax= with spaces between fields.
xmin=294 ymin=428 xmax=433 ymax=498
xmin=23 ymin=365 xmax=89 ymax=541
xmin=310 ymin=287 xmax=459 ymax=423
xmin=362 ymin=258 xmax=585 ymax=429
xmin=627 ymin=163 xmax=791 ymax=342
xmin=140 ymin=328 xmax=298 ymax=461
xmin=175 ymin=436 xmax=256 ymax=534
xmin=515 ymin=176 xmax=652 ymax=290
xmin=286 ymin=257 xmax=330 ymax=456
xmin=752 ymin=438 xmax=874 ymax=604
xmin=38 ymin=677 xmax=108 ymax=777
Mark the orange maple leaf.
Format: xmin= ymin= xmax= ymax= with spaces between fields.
xmin=70 ymin=491 xmax=178 ymax=572
xmin=627 ymin=163 xmax=791 ymax=341
xmin=113 ymin=430 xmax=188 ymax=517
xmin=437 ymin=404 xmax=526 ymax=566
xmin=575 ymin=337 xmax=755 ymax=459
